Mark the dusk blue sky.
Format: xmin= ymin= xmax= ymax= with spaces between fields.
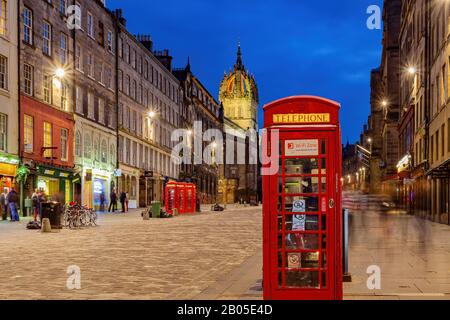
xmin=109 ymin=0 xmax=383 ymax=143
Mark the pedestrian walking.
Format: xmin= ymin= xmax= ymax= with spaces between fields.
xmin=120 ymin=191 xmax=127 ymax=213
xmin=0 ymin=188 xmax=8 ymax=221
xmin=7 ymin=187 xmax=19 ymax=222
xmin=31 ymin=189 xmax=39 ymax=222
xmin=99 ymin=193 xmax=106 ymax=212
xmin=109 ymin=189 xmax=117 ymax=213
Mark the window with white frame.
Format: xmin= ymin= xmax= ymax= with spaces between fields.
xmin=42 ymin=21 xmax=51 ymax=56
xmin=23 ymin=63 xmax=33 ymax=95
xmin=0 ymin=113 xmax=6 ymax=152
xmin=60 ymin=128 xmax=68 ymax=161
xmin=75 ymin=131 xmax=82 ymax=157
xmin=84 ymin=133 xmax=91 ymax=159
xmin=87 ymin=53 xmax=93 ymax=77
xmin=0 ymin=0 xmax=7 ymax=36
xmin=99 ymin=64 xmax=103 ymax=84
xmin=60 ymin=33 xmax=67 ymax=65
xmin=43 ymin=122 xmax=52 ymax=158
xmin=75 ymin=86 xmax=83 ymax=114
xmin=107 ymin=30 xmax=113 ymax=52
xmin=59 ymin=0 xmax=66 ymax=15
xmin=23 ymin=114 xmax=33 ymax=153
xmin=101 ymin=139 xmax=107 ymax=163
xmin=0 ymin=55 xmax=7 ymax=90
xmin=88 ymin=92 xmax=94 ymax=119
xmin=23 ymin=7 xmax=33 ymax=45
xmin=60 ymin=81 xmax=67 ymax=110
xmin=43 ymin=74 xmax=52 ymax=104
xmin=98 ymin=98 xmax=104 ymax=124
xmin=110 ymin=143 xmax=115 ymax=165
xmin=75 ymin=44 xmax=82 ymax=71
xmin=87 ymin=12 xmax=94 ymax=38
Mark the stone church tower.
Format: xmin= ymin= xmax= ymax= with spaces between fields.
xmin=218 ymin=45 xmax=259 ymax=204
xmin=219 ymin=45 xmax=259 ymax=131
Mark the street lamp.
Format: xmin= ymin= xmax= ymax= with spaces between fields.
xmin=148 ymin=111 xmax=156 ymax=119
xmin=55 ymin=68 xmax=65 ymax=78
xmin=407 ymin=66 xmax=417 ymax=75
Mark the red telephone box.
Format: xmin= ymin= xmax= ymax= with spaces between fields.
xmin=165 ymin=182 xmax=197 ymax=215
xmin=262 ymin=96 xmax=343 ymax=300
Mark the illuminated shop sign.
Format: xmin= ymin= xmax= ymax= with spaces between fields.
xmin=396 ymin=154 xmax=412 ymax=173
xmin=0 ymin=155 xmax=20 ymax=165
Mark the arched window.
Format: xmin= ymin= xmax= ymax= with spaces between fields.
xmin=75 ymin=131 xmax=82 ymax=157
xmin=84 ymin=133 xmax=91 ymax=159
xmin=94 ymin=138 xmax=99 ymax=161
xmin=110 ymin=144 xmax=116 ymax=166
xmin=101 ymin=139 xmax=108 ymax=163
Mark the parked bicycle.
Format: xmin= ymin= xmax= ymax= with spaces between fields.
xmin=63 ymin=202 xmax=98 ymax=229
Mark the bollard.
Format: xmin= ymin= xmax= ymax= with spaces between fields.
xmin=41 ymin=218 xmax=52 ymax=233
xmin=343 ymin=208 xmax=352 ymax=282
xmin=142 ymin=210 xmax=150 ymax=220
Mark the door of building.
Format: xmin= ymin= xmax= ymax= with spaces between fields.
xmin=268 ymin=131 xmax=338 ymax=299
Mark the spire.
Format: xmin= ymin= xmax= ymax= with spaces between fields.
xmin=235 ymin=43 xmax=244 ymax=71
xmin=186 ymin=56 xmax=191 ymax=72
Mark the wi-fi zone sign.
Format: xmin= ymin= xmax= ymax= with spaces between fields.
xmin=285 ymin=140 xmax=319 ymax=156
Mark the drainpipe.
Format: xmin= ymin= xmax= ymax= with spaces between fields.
xmin=17 ymin=0 xmax=24 ymax=216
xmin=424 ymin=0 xmax=431 ymax=218
xmin=114 ymin=14 xmax=120 ymax=199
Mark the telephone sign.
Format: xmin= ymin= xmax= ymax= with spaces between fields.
xmin=262 ymin=96 xmax=343 ymax=300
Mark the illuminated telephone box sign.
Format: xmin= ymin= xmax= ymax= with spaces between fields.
xmin=262 ymin=96 xmax=343 ymax=301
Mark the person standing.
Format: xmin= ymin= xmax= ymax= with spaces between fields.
xmin=109 ymin=189 xmax=117 ymax=213
xmin=31 ymin=189 xmax=39 ymax=222
xmin=99 ymin=193 xmax=106 ymax=212
xmin=37 ymin=189 xmax=47 ymax=221
xmin=125 ymin=192 xmax=129 ymax=212
xmin=0 ymin=188 xmax=8 ymax=221
xmin=7 ymin=187 xmax=19 ymax=222
xmin=120 ymin=191 xmax=127 ymax=213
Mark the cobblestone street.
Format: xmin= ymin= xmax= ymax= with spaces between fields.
xmin=0 ymin=206 xmax=262 ymax=300
xmin=2 ymin=193 xmax=450 ymax=300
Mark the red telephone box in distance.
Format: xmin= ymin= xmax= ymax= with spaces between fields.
xmin=165 ymin=182 xmax=197 ymax=215
xmin=262 ymin=96 xmax=343 ymax=300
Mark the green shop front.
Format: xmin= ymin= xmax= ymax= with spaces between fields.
xmin=36 ymin=165 xmax=74 ymax=204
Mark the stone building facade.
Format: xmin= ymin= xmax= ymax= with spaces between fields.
xmin=116 ymin=12 xmax=181 ymax=207
xmin=174 ymin=61 xmax=223 ymax=204
xmin=72 ymin=0 xmax=117 ymax=210
xmin=0 ymin=0 xmax=20 ymax=201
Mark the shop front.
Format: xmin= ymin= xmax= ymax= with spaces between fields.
xmin=81 ymin=165 xmax=114 ymax=210
xmin=118 ymin=165 xmax=140 ymax=209
xmin=0 ymin=153 xmax=19 ymax=193
xmin=36 ymin=165 xmax=73 ymax=204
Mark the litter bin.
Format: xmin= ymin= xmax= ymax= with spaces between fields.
xmin=41 ymin=202 xmax=62 ymax=229
xmin=151 ymin=201 xmax=161 ymax=218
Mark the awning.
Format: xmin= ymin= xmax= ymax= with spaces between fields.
xmin=426 ymin=158 xmax=450 ymax=178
